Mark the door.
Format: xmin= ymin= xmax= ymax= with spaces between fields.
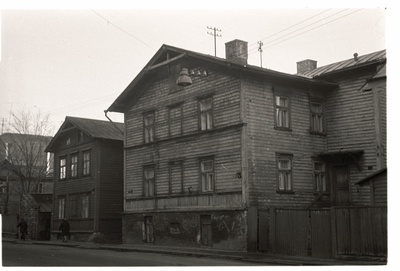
xmin=333 ymin=166 xmax=350 ymax=205
xmin=200 ymin=215 xmax=212 ymax=246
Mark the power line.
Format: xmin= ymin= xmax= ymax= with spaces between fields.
xmin=261 ymin=9 xmax=363 ymax=51
xmin=248 ymin=9 xmax=332 ymax=51
xmin=91 ymin=10 xmax=156 ymax=51
xmin=207 ymin=26 xmax=222 ymax=57
xmin=248 ymin=9 xmax=350 ymax=54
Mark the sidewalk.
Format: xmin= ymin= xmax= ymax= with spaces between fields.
xmin=2 ymin=237 xmax=387 ymax=266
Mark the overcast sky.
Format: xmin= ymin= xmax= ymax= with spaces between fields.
xmin=0 ymin=1 xmax=390 ymax=134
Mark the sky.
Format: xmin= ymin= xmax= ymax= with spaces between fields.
xmin=0 ymin=1 xmax=389 ymax=135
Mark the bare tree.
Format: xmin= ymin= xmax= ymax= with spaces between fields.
xmin=0 ymin=108 xmax=53 ymax=214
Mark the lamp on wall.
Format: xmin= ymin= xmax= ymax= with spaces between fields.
xmin=176 ymin=68 xmax=208 ymax=87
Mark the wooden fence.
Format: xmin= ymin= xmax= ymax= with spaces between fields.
xmin=1 ymin=214 xmax=18 ymax=238
xmin=258 ymin=206 xmax=387 ymax=259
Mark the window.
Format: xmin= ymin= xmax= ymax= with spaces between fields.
xmin=0 ymin=182 xmax=6 ymax=194
xmin=144 ymin=216 xmax=154 ymax=243
xmin=200 ymin=158 xmax=214 ymax=192
xmin=83 ymin=151 xmax=91 ymax=176
xmin=80 ymin=194 xmax=89 ymax=219
xmin=143 ymin=166 xmax=155 ymax=197
xmin=275 ymin=95 xmax=290 ymax=129
xmin=78 ymin=131 xmax=84 ymax=142
xmin=310 ymin=102 xmax=324 ymax=133
xmin=58 ymin=197 xmax=65 ymax=219
xmin=199 ymin=97 xmax=213 ymax=131
xmin=70 ymin=154 xmax=78 ymax=178
xmin=169 ymin=160 xmax=183 ymax=194
xmin=59 ymin=157 xmax=66 ymax=180
xmin=66 ymin=137 xmax=71 ymax=146
xmin=37 ymin=182 xmax=44 ymax=193
xmin=276 ymin=154 xmax=293 ymax=192
xmin=314 ymin=162 xmax=327 ymax=193
xmin=69 ymin=194 xmax=77 ymax=218
xmin=169 ymin=105 xmax=183 ymax=136
xmin=143 ymin=111 xmax=155 ymax=143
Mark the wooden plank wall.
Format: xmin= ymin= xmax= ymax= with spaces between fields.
xmin=242 ymin=75 xmax=328 ymax=208
xmin=124 ymin=64 xmax=244 ymax=212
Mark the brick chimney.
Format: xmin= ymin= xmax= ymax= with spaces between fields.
xmin=296 ymin=59 xmax=317 ymax=74
xmin=225 ymin=39 xmax=248 ymax=65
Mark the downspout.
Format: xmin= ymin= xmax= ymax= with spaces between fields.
xmin=104 ymin=110 xmax=124 ymax=135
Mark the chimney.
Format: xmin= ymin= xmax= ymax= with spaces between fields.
xmin=225 ymin=39 xmax=248 ymax=65
xmin=296 ymin=59 xmax=317 ymax=74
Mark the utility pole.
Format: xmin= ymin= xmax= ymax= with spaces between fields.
xmin=258 ymin=41 xmax=264 ymax=68
xmin=207 ymin=26 xmax=222 ymax=57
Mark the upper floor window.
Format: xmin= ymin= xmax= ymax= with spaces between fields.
xmin=275 ymin=95 xmax=290 ymax=129
xmin=143 ymin=166 xmax=155 ymax=197
xmin=169 ymin=105 xmax=183 ymax=137
xmin=37 ymin=182 xmax=44 ymax=193
xmin=200 ymin=157 xmax=214 ymax=192
xmin=310 ymin=102 xmax=324 ymax=133
xmin=276 ymin=154 xmax=293 ymax=192
xmin=83 ymin=151 xmax=91 ymax=176
xmin=143 ymin=111 xmax=155 ymax=143
xmin=199 ymin=97 xmax=213 ymax=131
xmin=59 ymin=157 xmax=67 ymax=180
xmin=70 ymin=154 xmax=78 ymax=178
xmin=314 ymin=161 xmax=327 ymax=193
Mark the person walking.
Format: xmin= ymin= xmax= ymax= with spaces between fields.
xmin=16 ymin=218 xmax=28 ymax=241
xmin=59 ymin=218 xmax=70 ymax=242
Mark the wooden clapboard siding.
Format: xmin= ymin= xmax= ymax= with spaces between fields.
xmin=378 ymin=85 xmax=387 ymax=167
xmin=242 ymin=75 xmax=328 ymax=207
xmin=98 ymin=140 xmax=124 ymax=221
xmin=325 ymin=74 xmax=378 ymax=205
xmin=124 ymin=65 xmax=243 ymax=212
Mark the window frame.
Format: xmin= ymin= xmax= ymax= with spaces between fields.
xmin=276 ymin=153 xmax=294 ymax=193
xmin=143 ymin=165 xmax=156 ymax=197
xmin=198 ymin=96 xmax=214 ymax=131
xmin=310 ymin=101 xmax=325 ymax=134
xmin=169 ymin=160 xmax=184 ymax=194
xmin=70 ymin=153 xmax=78 ymax=178
xmin=59 ymin=156 xmax=67 ymax=180
xmin=80 ymin=194 xmax=90 ymax=219
xmin=143 ymin=111 xmax=156 ymax=143
xmin=58 ymin=196 xmax=66 ymax=219
xmin=313 ymin=161 xmax=328 ymax=193
xmin=144 ymin=216 xmax=154 ymax=243
xmin=83 ymin=151 xmax=91 ymax=176
xmin=199 ymin=157 xmax=215 ymax=193
xmin=274 ymin=95 xmax=291 ymax=130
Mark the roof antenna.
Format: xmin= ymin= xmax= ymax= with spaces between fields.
xmin=258 ymin=41 xmax=264 ymax=68
xmin=207 ymin=26 xmax=222 ymax=57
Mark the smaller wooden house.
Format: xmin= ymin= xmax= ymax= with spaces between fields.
xmin=356 ymin=168 xmax=387 ymax=206
xmin=45 ymin=116 xmax=124 ymax=242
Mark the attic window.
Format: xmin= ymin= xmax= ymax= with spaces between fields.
xmin=78 ymin=131 xmax=84 ymax=142
xmin=66 ymin=137 xmax=71 ymax=146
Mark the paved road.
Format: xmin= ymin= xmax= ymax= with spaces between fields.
xmin=2 ymin=242 xmax=265 ymax=266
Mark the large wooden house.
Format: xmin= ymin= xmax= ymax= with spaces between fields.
xmin=106 ymin=40 xmax=386 ymax=259
xmin=45 ymin=116 xmax=124 ymax=242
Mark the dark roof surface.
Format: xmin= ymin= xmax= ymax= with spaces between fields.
xmin=66 ymin=116 xmax=124 ymax=141
xmin=45 ymin=116 xmax=124 ymax=152
xmin=356 ymin=168 xmax=387 ymax=186
xmin=297 ymin=50 xmax=386 ymax=78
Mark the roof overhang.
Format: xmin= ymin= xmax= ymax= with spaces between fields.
xmin=317 ymin=150 xmax=364 ymax=170
xmin=356 ymin=168 xmax=387 ymax=186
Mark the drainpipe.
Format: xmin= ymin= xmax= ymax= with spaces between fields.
xmin=104 ymin=110 xmax=124 ymax=135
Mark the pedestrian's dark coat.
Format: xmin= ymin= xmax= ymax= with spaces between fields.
xmin=59 ymin=219 xmax=70 ymax=235
xmin=17 ymin=219 xmax=28 ymax=234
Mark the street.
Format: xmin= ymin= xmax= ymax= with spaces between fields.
xmin=2 ymin=242 xmax=265 ymax=266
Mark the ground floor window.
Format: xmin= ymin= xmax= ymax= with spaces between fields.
xmin=200 ymin=215 xmax=212 ymax=246
xmin=144 ymin=216 xmax=154 ymax=243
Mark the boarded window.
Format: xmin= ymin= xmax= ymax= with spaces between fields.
xmin=143 ymin=111 xmax=155 ymax=143
xmin=275 ymin=96 xmax=290 ymax=128
xmin=170 ymin=160 xmax=183 ymax=194
xmin=199 ymin=97 xmax=213 ymax=131
xmin=169 ymin=105 xmax=183 ymax=136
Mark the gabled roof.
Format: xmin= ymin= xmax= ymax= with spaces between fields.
xmin=297 ymin=50 xmax=386 ymax=78
xmin=107 ymin=44 xmax=337 ymax=113
xmin=45 ymin=116 xmax=124 ymax=152
xmin=356 ymin=168 xmax=387 ymax=186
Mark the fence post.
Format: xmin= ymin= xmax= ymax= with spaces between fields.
xmin=330 ymin=206 xmax=337 ymax=258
